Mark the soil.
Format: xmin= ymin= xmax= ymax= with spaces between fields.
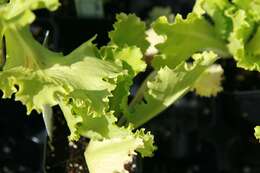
xmin=45 ymin=106 xmax=89 ymax=173
xmin=44 ymin=106 xmax=142 ymax=173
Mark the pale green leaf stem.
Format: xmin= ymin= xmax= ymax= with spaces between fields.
xmin=126 ymin=51 xmax=218 ymax=128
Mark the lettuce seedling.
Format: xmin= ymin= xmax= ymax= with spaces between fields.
xmin=0 ymin=0 xmax=234 ymax=173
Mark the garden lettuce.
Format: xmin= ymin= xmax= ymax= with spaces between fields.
xmin=0 ymin=2 xmax=157 ymax=172
xmin=2 ymin=0 xmax=252 ymax=172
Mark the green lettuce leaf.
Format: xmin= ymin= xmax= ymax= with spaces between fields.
xmin=226 ymin=7 xmax=257 ymax=71
xmin=113 ymin=47 xmax=146 ymax=75
xmin=101 ymin=45 xmax=146 ymax=75
xmin=70 ymin=103 xmax=121 ymax=140
xmin=193 ymin=0 xmax=232 ymax=40
xmin=246 ymin=26 xmax=260 ymax=67
xmin=134 ymin=129 xmax=156 ymax=157
xmin=99 ymin=45 xmax=147 ymax=118
xmin=109 ymin=13 xmax=149 ymax=53
xmin=0 ymin=0 xmax=60 ymax=72
xmin=0 ymin=23 xmax=126 ymax=140
xmin=85 ymin=137 xmax=142 ymax=173
xmin=193 ymin=0 xmax=260 ymax=72
xmin=108 ymin=75 xmax=133 ymax=118
xmin=85 ymin=128 xmax=156 ymax=173
xmin=152 ymin=13 xmax=228 ymax=69
xmin=0 ymin=0 xmax=7 ymax=4
xmin=85 ymin=137 xmax=143 ymax=173
xmin=62 ymin=92 xmax=157 ymax=169
xmin=0 ymin=25 xmax=3 ymax=68
xmin=4 ymin=27 xmax=99 ymax=71
xmin=193 ymin=64 xmax=223 ymax=97
xmin=54 ymin=45 xmax=147 ymax=140
xmin=126 ymin=51 xmax=218 ymax=127
xmin=59 ymin=100 xmax=121 ymax=140
xmin=0 ymin=0 xmax=59 ymax=29
xmin=0 ymin=53 xmax=124 ymax=111
xmin=255 ymin=126 xmax=260 ymax=142
xmin=232 ymin=0 xmax=260 ymax=22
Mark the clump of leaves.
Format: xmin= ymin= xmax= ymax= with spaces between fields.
xmin=7 ymin=0 xmax=260 ymax=172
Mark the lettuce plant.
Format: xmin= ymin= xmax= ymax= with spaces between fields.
xmin=3 ymin=0 xmax=260 ymax=172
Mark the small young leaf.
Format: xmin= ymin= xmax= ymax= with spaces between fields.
xmin=109 ymin=13 xmax=149 ymax=53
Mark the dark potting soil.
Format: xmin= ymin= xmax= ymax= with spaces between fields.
xmin=45 ymin=106 xmax=141 ymax=173
xmin=45 ymin=106 xmax=89 ymax=173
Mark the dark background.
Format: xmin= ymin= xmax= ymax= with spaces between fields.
xmin=2 ymin=0 xmax=260 ymax=173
